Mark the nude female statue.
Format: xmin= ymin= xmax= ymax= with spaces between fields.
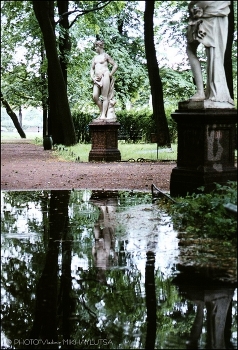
xmin=90 ymin=40 xmax=118 ymax=120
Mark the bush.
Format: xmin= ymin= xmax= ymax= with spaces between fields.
xmin=116 ymin=108 xmax=154 ymax=142
xmin=165 ymin=104 xmax=178 ymax=143
xmin=72 ymin=111 xmax=94 ymax=143
xmin=72 ymin=106 xmax=178 ymax=144
xmin=162 ymin=181 xmax=237 ymax=242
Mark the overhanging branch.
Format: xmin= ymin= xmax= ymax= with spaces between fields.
xmin=1 ymin=92 xmax=26 ymax=138
xmin=55 ymin=1 xmax=112 ymax=28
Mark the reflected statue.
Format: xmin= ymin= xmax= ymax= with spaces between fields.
xmin=90 ymin=191 xmax=118 ymax=282
xmin=90 ymin=39 xmax=118 ymax=121
xmin=186 ymin=1 xmax=234 ymax=107
xmin=204 ymin=289 xmax=234 ymax=349
xmin=186 ymin=300 xmax=204 ymax=349
xmin=175 ymin=281 xmax=235 ymax=349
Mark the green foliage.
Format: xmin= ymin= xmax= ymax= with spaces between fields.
xmin=1 ymin=1 xmax=44 ymax=108
xmin=164 ymin=104 xmax=178 ymax=143
xmin=160 ymin=67 xmax=196 ymax=102
xmin=71 ymin=111 xmax=94 ymax=143
xmin=155 ymin=1 xmax=189 ymax=48
xmin=163 ymin=181 xmax=237 ymax=241
xmin=1 ymin=0 xmax=237 ymax=131
xmin=68 ymin=2 xmax=149 ymax=111
xmin=116 ymin=108 xmax=155 ymax=142
xmin=71 ymin=107 xmax=178 ymax=144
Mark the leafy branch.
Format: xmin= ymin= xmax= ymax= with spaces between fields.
xmin=55 ymin=1 xmax=113 ymax=28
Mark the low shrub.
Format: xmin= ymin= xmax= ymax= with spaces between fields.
xmin=72 ymin=107 xmax=178 ymax=144
xmin=159 ymin=181 xmax=237 ymax=242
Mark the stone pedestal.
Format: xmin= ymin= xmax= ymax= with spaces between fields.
xmin=88 ymin=121 xmax=121 ymax=162
xmin=170 ymin=106 xmax=237 ymax=196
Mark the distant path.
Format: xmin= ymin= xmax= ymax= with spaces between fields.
xmin=1 ymin=141 xmax=175 ymax=192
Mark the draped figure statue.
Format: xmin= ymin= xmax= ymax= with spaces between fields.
xmin=186 ymin=1 xmax=234 ymax=107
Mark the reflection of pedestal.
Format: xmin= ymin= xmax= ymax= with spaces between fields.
xmin=170 ymin=106 xmax=237 ymax=196
xmin=88 ymin=121 xmax=121 ymax=162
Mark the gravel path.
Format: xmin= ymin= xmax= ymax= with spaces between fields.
xmin=1 ymin=141 xmax=176 ymax=192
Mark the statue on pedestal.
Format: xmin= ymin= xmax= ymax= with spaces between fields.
xmin=186 ymin=1 xmax=234 ymax=108
xmin=90 ymin=39 xmax=118 ymax=121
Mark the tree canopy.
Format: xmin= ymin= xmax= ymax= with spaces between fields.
xmin=1 ymin=1 xmax=237 ymax=144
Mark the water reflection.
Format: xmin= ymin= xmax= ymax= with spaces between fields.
xmin=30 ymin=190 xmax=71 ymax=346
xmin=174 ymin=275 xmax=236 ymax=349
xmin=1 ymin=190 xmax=237 ymax=349
xmin=90 ymin=191 xmax=118 ymax=282
xmin=145 ymin=251 xmax=156 ymax=349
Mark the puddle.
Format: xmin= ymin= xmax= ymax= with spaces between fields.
xmin=1 ymin=190 xmax=237 ymax=349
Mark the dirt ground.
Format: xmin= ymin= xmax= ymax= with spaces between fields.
xmin=1 ymin=140 xmax=175 ymax=192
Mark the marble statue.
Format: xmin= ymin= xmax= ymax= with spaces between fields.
xmin=186 ymin=1 xmax=234 ymax=107
xmin=90 ymin=40 xmax=118 ymax=121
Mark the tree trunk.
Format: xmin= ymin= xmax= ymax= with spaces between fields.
xmin=1 ymin=93 xmax=26 ymax=138
xmin=33 ymin=1 xmax=76 ymax=146
xmin=30 ymin=190 xmax=70 ymax=342
xmin=40 ymin=40 xmax=48 ymax=137
xmin=47 ymin=1 xmax=57 ymax=140
xmin=144 ymin=1 xmax=171 ymax=147
xmin=57 ymin=0 xmax=71 ymax=87
xmin=224 ymin=0 xmax=234 ymax=99
xmin=18 ymin=106 xmax=22 ymax=127
xmin=145 ymin=251 xmax=156 ymax=349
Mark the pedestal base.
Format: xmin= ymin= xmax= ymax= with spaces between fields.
xmin=170 ymin=108 xmax=237 ymax=197
xmin=88 ymin=121 xmax=121 ymax=162
xmin=170 ymin=168 xmax=237 ymax=197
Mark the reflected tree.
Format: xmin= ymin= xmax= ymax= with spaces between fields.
xmin=29 ymin=190 xmax=70 ymax=347
xmin=145 ymin=251 xmax=156 ymax=349
xmin=1 ymin=191 xmax=48 ymax=346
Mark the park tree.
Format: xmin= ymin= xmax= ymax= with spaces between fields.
xmin=1 ymin=1 xmax=44 ymax=135
xmin=33 ymin=1 xmax=76 ymax=146
xmin=33 ymin=1 xmax=120 ymax=144
xmin=1 ymin=1 xmax=236 ymax=145
xmin=144 ymin=0 xmax=171 ymax=147
xmin=1 ymin=93 xmax=26 ymax=138
xmin=1 ymin=1 xmax=127 ymax=144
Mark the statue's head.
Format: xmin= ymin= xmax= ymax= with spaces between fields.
xmin=94 ymin=40 xmax=104 ymax=48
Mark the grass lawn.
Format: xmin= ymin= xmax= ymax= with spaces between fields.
xmin=1 ymin=131 xmax=178 ymax=162
xmin=52 ymin=141 xmax=178 ymax=162
xmin=2 ymin=132 xmax=237 ymax=163
xmin=1 ymin=131 xmax=41 ymax=141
